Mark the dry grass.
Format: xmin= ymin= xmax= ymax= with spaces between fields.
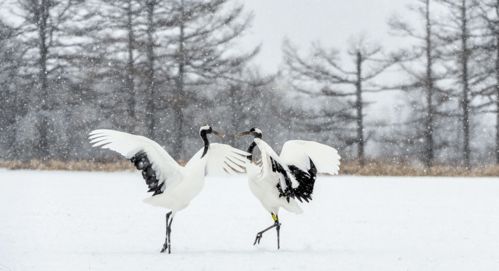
xmin=0 ymin=159 xmax=498 ymax=176
xmin=341 ymin=161 xmax=499 ymax=177
xmin=0 ymin=160 xmax=134 ymax=171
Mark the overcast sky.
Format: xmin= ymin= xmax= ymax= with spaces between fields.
xmin=242 ymin=0 xmax=412 ymax=73
xmin=0 ymin=0 xmax=412 ymax=73
xmin=238 ymin=0 xmax=416 ymax=135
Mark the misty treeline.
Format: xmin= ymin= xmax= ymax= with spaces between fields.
xmin=0 ymin=0 xmax=498 ymax=168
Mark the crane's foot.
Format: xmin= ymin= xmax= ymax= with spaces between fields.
xmin=160 ymin=211 xmax=173 ymax=253
xmin=253 ymin=213 xmax=281 ymax=249
xmin=253 ymin=232 xmax=263 ymax=245
xmin=160 ymin=227 xmax=170 ymax=253
xmin=160 ymin=235 xmax=171 ymax=253
xmin=160 ymin=242 xmax=168 ymax=253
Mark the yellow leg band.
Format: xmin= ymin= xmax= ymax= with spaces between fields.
xmin=271 ymin=213 xmax=278 ymax=222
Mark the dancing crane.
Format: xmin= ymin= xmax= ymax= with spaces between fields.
xmin=237 ymin=128 xmax=340 ymax=249
xmin=89 ymin=125 xmax=247 ymax=253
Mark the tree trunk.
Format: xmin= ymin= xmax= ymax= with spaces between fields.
xmin=495 ymin=2 xmax=499 ymax=164
xmin=460 ymin=0 xmax=471 ymax=169
xmin=228 ymin=84 xmax=239 ymax=148
xmin=355 ymin=51 xmax=365 ymax=166
xmin=145 ymin=0 xmax=156 ymax=139
xmin=126 ymin=0 xmax=136 ymax=130
xmin=173 ymin=0 xmax=186 ymax=160
xmin=423 ymin=0 xmax=434 ymax=169
xmin=37 ymin=0 xmax=50 ymax=160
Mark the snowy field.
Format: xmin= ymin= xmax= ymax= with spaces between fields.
xmin=1 ymin=170 xmax=499 ymax=271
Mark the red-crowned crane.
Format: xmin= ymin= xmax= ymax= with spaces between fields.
xmin=237 ymin=128 xmax=340 ymax=249
xmin=89 ymin=125 xmax=247 ymax=253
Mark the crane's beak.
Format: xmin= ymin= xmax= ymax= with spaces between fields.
xmin=235 ymin=131 xmax=251 ymax=138
xmin=212 ymin=130 xmax=225 ymax=138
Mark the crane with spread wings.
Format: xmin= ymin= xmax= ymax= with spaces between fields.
xmin=89 ymin=125 xmax=247 ymax=253
xmin=237 ymin=128 xmax=340 ymax=249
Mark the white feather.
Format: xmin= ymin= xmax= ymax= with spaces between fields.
xmin=246 ymin=138 xmax=341 ymax=216
xmin=187 ymin=143 xmax=249 ymax=175
xmin=89 ymin=129 xmax=249 ymax=199
xmin=89 ymin=129 xmax=183 ymax=189
xmin=280 ymin=140 xmax=341 ymax=175
xmin=253 ymin=138 xmax=299 ymax=189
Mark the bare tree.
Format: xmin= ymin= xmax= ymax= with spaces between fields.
xmin=437 ymin=0 xmax=483 ymax=168
xmin=162 ymin=0 xmax=258 ymax=159
xmin=87 ymin=0 xmax=143 ymax=132
xmin=283 ymin=36 xmax=394 ymax=165
xmin=124 ymin=0 xmax=137 ymax=124
xmin=13 ymin=0 xmax=88 ymax=160
xmin=132 ymin=0 xmax=177 ymax=139
xmin=389 ymin=0 xmax=450 ymax=168
xmin=143 ymin=0 xmax=158 ymax=139
xmin=0 ymin=20 xmax=23 ymax=159
xmin=476 ymin=0 xmax=499 ymax=164
xmin=219 ymin=69 xmax=275 ymax=149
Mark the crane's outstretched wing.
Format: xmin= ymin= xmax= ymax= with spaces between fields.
xmin=88 ymin=129 xmax=183 ymax=195
xmin=188 ymin=143 xmax=248 ymax=175
xmin=280 ymin=140 xmax=341 ymax=175
xmin=252 ymin=139 xmax=304 ymax=201
xmin=254 ymin=139 xmax=340 ymax=203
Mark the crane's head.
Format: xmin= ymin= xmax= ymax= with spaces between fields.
xmin=236 ymin=127 xmax=263 ymax=139
xmin=199 ymin=125 xmax=224 ymax=138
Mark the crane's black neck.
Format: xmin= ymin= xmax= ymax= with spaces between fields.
xmin=246 ymin=141 xmax=256 ymax=161
xmin=201 ymin=131 xmax=209 ymax=158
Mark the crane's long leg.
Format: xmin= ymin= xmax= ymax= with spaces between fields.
xmin=167 ymin=214 xmax=174 ymax=254
xmin=253 ymin=213 xmax=281 ymax=249
xmin=160 ymin=211 xmax=172 ymax=253
xmin=276 ymin=214 xmax=281 ymax=249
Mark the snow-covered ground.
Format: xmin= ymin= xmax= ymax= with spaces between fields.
xmin=1 ymin=170 xmax=499 ymax=271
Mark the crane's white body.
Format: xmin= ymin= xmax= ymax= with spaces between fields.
xmin=143 ymin=149 xmax=207 ymax=211
xmin=246 ymin=153 xmax=302 ymax=215
xmin=247 ymin=138 xmax=341 ymax=215
xmin=89 ymin=129 xmax=247 ymax=213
